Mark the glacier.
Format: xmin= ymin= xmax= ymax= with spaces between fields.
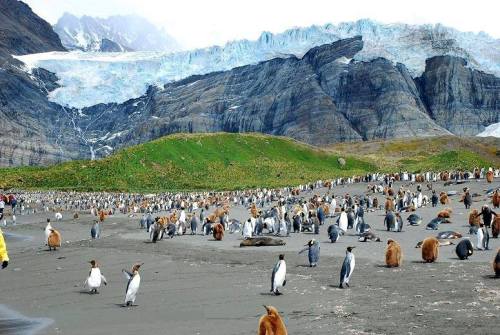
xmin=14 ymin=19 xmax=500 ymax=109
xmin=477 ymin=122 xmax=500 ymax=138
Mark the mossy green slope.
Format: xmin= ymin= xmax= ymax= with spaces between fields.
xmin=0 ymin=133 xmax=497 ymax=192
xmin=0 ymin=133 xmax=374 ymax=192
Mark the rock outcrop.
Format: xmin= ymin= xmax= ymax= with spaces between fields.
xmin=0 ymin=0 xmax=80 ymax=166
xmin=0 ymin=0 xmax=65 ymax=55
xmin=416 ymin=56 xmax=500 ymax=135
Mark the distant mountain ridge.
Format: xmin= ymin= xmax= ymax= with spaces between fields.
xmin=53 ymin=13 xmax=180 ymax=52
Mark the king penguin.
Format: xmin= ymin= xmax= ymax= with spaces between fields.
xmin=299 ymin=239 xmax=320 ymax=267
xmin=122 ymin=263 xmax=143 ymax=306
xmin=455 ymin=239 xmax=474 ymax=260
xmin=90 ymin=221 xmax=100 ymax=239
xmin=270 ymin=254 xmax=286 ymax=295
xmin=44 ymin=219 xmax=52 ymax=246
xmin=339 ymin=246 xmax=356 ymax=288
xmin=84 ymin=260 xmax=107 ymax=294
xmin=327 ymin=224 xmax=341 ymax=243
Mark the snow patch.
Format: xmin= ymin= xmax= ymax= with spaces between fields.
xmin=477 ymin=122 xmax=500 ymax=138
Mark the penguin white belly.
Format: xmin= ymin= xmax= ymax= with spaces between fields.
xmin=417 ymin=194 xmax=423 ymax=207
xmin=273 ymin=263 xmax=286 ymax=289
xmin=339 ymin=215 xmax=348 ymax=231
xmin=44 ymin=226 xmax=51 ymax=244
xmin=477 ymin=229 xmax=484 ymax=250
xmin=87 ymin=268 xmax=102 ymax=289
xmin=345 ymin=256 xmax=355 ymax=284
xmin=125 ymin=275 xmax=141 ymax=303
xmin=243 ymin=223 xmax=252 ymax=238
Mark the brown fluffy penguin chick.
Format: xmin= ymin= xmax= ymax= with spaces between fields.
xmin=492 ymin=217 xmax=500 ymax=238
xmin=258 ymin=305 xmax=287 ymax=335
xmin=385 ymin=198 xmax=395 ymax=211
xmin=385 ymin=239 xmax=402 ymax=267
xmin=469 ymin=209 xmax=481 ymax=227
xmin=437 ymin=208 xmax=452 ymax=219
xmin=486 ymin=170 xmax=494 ymax=183
xmin=494 ymin=249 xmax=500 ymax=278
xmin=213 ymin=223 xmax=224 ymax=241
xmin=439 ymin=192 xmax=449 ymax=205
xmin=421 ymin=237 xmax=439 ymax=263
xmin=48 ymin=229 xmax=61 ymax=250
xmin=493 ymin=190 xmax=500 ymax=208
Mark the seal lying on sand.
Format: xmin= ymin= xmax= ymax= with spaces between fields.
xmin=240 ymin=237 xmax=286 ymax=247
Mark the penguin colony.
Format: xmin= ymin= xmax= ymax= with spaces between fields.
xmin=1 ymin=169 xmax=498 ymax=334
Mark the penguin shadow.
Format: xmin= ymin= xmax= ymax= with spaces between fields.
xmin=78 ymin=290 xmax=98 ymax=295
xmin=482 ymin=274 xmax=498 ymax=280
xmin=295 ymin=264 xmax=312 ymax=268
xmin=328 ymin=284 xmax=343 ymax=289
xmin=259 ymin=292 xmax=278 ymax=296
xmin=410 ymin=260 xmax=438 ymax=264
xmin=113 ymin=303 xmax=139 ymax=308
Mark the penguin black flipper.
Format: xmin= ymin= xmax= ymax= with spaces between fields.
xmin=340 ymin=258 xmax=350 ymax=285
xmin=122 ymin=269 xmax=133 ymax=280
xmin=122 ymin=269 xmax=133 ymax=294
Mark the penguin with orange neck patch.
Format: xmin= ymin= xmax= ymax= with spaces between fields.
xmin=122 ymin=263 xmax=143 ymax=307
xmin=258 ymin=305 xmax=288 ymax=335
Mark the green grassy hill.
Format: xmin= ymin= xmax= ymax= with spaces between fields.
xmin=0 ymin=133 xmax=497 ymax=192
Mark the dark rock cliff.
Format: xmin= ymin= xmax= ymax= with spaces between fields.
xmin=416 ymin=56 xmax=499 ymax=135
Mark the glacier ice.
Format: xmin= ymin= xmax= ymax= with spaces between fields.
xmin=14 ymin=19 xmax=500 ymax=109
xmin=477 ymin=122 xmax=500 ymax=138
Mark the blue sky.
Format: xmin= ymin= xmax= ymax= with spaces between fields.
xmin=25 ymin=0 xmax=500 ymax=49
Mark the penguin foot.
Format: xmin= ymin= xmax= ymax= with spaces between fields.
xmin=345 ymin=283 xmax=350 ymax=288
xmin=338 ymin=284 xmax=343 ymax=289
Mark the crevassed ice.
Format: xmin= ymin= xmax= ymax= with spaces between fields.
xmin=14 ymin=19 xmax=500 ymax=109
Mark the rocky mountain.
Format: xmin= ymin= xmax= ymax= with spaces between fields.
xmin=417 ymin=56 xmax=499 ymax=136
xmin=53 ymin=13 xmax=180 ymax=52
xmin=16 ymin=19 xmax=500 ymax=108
xmin=71 ymin=37 xmax=497 ymax=156
xmin=0 ymin=3 xmax=498 ymax=167
xmin=0 ymin=0 xmax=65 ymax=62
xmin=0 ymin=0 xmax=82 ymax=166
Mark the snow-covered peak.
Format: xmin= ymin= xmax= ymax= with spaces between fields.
xmin=53 ymin=13 xmax=180 ymax=52
xmin=16 ymin=19 xmax=500 ymax=108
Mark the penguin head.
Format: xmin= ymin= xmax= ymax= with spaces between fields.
xmin=263 ymin=305 xmax=279 ymax=318
xmin=132 ymin=263 xmax=144 ymax=273
xmin=387 ymin=239 xmax=394 ymax=245
xmin=89 ymin=260 xmax=97 ymax=268
xmin=278 ymin=254 xmax=285 ymax=261
xmin=346 ymin=246 xmax=355 ymax=253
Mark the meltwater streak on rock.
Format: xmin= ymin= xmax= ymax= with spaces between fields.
xmin=0 ymin=305 xmax=53 ymax=335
